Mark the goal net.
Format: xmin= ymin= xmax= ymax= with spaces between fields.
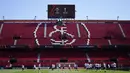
xmin=56 ymin=62 xmax=75 ymax=67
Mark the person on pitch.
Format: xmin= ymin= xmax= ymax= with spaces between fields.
xmin=22 ymin=64 xmax=25 ymax=71
xmin=68 ymin=64 xmax=71 ymax=70
xmin=111 ymin=62 xmax=117 ymax=70
xmin=34 ymin=64 xmax=37 ymax=70
xmin=52 ymin=64 xmax=55 ymax=70
xmin=58 ymin=63 xmax=61 ymax=69
xmin=74 ymin=64 xmax=78 ymax=71
xmin=38 ymin=63 xmax=41 ymax=70
xmin=84 ymin=63 xmax=90 ymax=70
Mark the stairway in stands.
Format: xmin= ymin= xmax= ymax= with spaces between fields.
xmin=86 ymin=53 xmax=91 ymax=62
xmin=37 ymin=53 xmax=40 ymax=63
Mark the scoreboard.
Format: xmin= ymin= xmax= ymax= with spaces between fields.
xmin=48 ymin=4 xmax=75 ymax=18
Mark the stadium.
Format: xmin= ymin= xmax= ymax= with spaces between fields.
xmin=0 ymin=1 xmax=130 ymax=73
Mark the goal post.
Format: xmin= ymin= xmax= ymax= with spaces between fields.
xmin=56 ymin=62 xmax=75 ymax=67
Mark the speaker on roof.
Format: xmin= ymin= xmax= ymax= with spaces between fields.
xmin=56 ymin=19 xmax=63 ymax=26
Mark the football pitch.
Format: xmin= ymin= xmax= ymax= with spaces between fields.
xmin=0 ymin=69 xmax=130 ymax=73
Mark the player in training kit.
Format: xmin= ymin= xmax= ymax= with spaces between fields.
xmin=34 ymin=64 xmax=37 ymax=70
xmin=37 ymin=63 xmax=41 ymax=73
xmin=52 ymin=64 xmax=55 ymax=70
xmin=74 ymin=64 xmax=78 ymax=71
xmin=89 ymin=63 xmax=93 ymax=69
xmin=38 ymin=63 xmax=41 ymax=70
xmin=84 ymin=63 xmax=90 ymax=70
xmin=62 ymin=64 xmax=65 ymax=69
xmin=111 ymin=62 xmax=117 ymax=70
xmin=22 ymin=65 xmax=25 ymax=71
xmin=68 ymin=64 xmax=71 ymax=70
xmin=107 ymin=64 xmax=111 ymax=69
xmin=58 ymin=64 xmax=61 ymax=69
xmin=103 ymin=62 xmax=107 ymax=69
xmin=95 ymin=63 xmax=101 ymax=71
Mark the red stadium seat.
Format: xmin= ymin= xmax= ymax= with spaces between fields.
xmin=0 ymin=20 xmax=130 ymax=67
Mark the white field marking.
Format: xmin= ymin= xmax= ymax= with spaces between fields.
xmin=44 ymin=23 xmax=47 ymax=38
xmin=81 ymin=23 xmax=91 ymax=45
xmin=0 ymin=23 xmax=4 ymax=34
xmin=76 ymin=23 xmax=81 ymax=38
xmin=118 ymin=23 xmax=126 ymax=38
xmin=33 ymin=22 xmax=42 ymax=45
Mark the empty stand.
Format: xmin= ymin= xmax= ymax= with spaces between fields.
xmin=121 ymin=24 xmax=130 ymax=38
xmin=111 ymin=39 xmax=130 ymax=45
xmin=90 ymin=39 xmax=109 ymax=46
xmin=66 ymin=23 xmax=78 ymax=38
xmin=40 ymin=49 xmax=87 ymax=66
xmin=0 ymin=20 xmax=130 ymax=68
xmin=0 ymin=50 xmax=38 ymax=67
xmin=17 ymin=39 xmax=35 ymax=47
xmin=1 ymin=23 xmax=37 ymax=38
xmin=40 ymin=49 xmax=86 ymax=59
xmin=0 ymin=38 xmax=14 ymax=45
xmin=1 ymin=22 xmax=130 ymax=46
xmin=84 ymin=23 xmax=122 ymax=38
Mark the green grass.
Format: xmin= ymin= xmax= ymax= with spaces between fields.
xmin=0 ymin=69 xmax=130 ymax=73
